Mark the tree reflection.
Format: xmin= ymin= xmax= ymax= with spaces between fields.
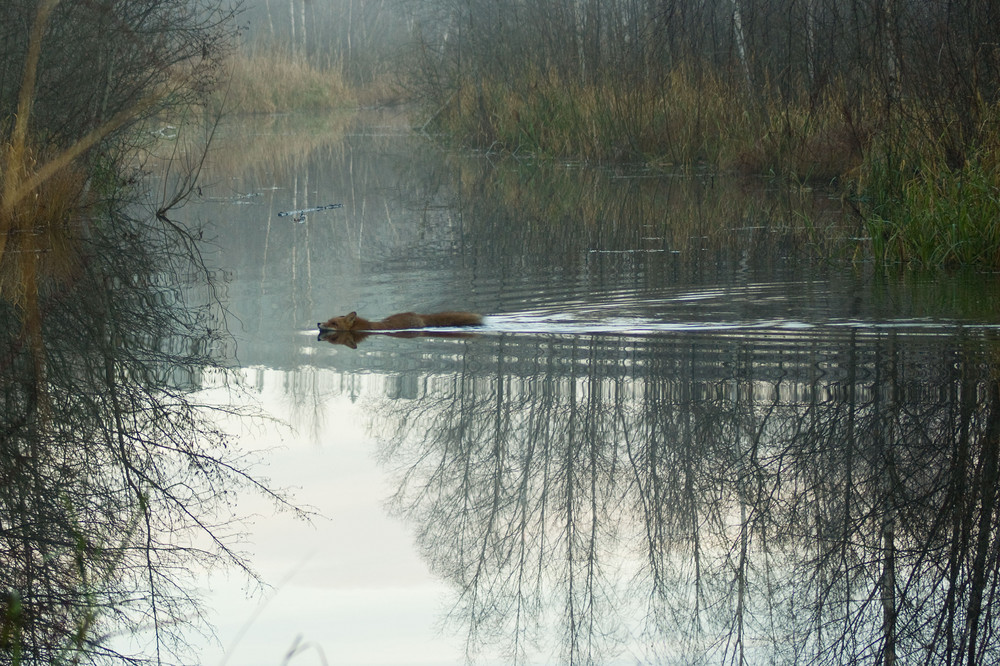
xmin=0 ymin=209 xmax=293 ymax=664
xmin=377 ymin=330 xmax=1000 ymax=664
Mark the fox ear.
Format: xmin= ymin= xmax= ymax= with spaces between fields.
xmin=345 ymin=311 xmax=357 ymax=325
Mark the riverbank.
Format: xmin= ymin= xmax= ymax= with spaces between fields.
xmin=220 ymin=49 xmax=1000 ymax=270
xmin=221 ymin=53 xmax=403 ymax=114
xmin=421 ymin=70 xmax=1000 ymax=269
xmin=425 ymin=69 xmax=865 ymax=179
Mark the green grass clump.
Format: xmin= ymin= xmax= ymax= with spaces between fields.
xmin=861 ymin=151 xmax=1000 ymax=268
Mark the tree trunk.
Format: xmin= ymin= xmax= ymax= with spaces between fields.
xmin=288 ymin=0 xmax=297 ymax=58
xmin=732 ymin=0 xmax=752 ymax=89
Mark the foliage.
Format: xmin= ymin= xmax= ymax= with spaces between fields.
xmin=861 ymin=152 xmax=1000 ymax=268
xmin=0 ymin=0 xmax=234 ymax=150
xmin=1 ymin=0 xmax=237 ymax=308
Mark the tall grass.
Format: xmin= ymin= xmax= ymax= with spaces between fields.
xmin=221 ymin=52 xmax=405 ymax=114
xmin=222 ymin=52 xmax=352 ymax=113
xmin=425 ymin=64 xmax=1000 ymax=269
xmin=427 ymin=67 xmax=869 ymax=181
xmin=860 ymin=148 xmax=1000 ymax=268
xmin=0 ymin=144 xmax=87 ymax=307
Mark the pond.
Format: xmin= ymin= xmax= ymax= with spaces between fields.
xmin=174 ymin=111 xmax=1000 ymax=665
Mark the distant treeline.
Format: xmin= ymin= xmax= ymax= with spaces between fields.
xmin=239 ymin=0 xmax=410 ymax=86
xmin=245 ymin=0 xmax=1000 ymax=266
xmin=404 ymin=0 xmax=996 ymax=162
xmin=250 ymin=0 xmax=999 ymax=166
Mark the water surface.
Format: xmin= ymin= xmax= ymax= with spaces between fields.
xmin=177 ymin=111 xmax=1000 ymax=665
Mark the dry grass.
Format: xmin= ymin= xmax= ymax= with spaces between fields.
xmin=426 ymin=63 xmax=1000 ymax=268
xmin=431 ymin=67 xmax=871 ymax=181
xmin=220 ymin=53 xmax=351 ymax=113
xmin=1 ymin=0 xmax=95 ymax=313
xmin=726 ymin=81 xmax=875 ymax=181
xmin=0 ymin=144 xmax=87 ymax=307
xmin=218 ymin=52 xmax=403 ymax=113
xmin=220 ymin=53 xmax=405 ymax=114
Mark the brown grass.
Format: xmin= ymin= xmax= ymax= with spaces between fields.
xmin=220 ymin=53 xmax=349 ymax=113
xmin=0 ymin=145 xmax=87 ymax=307
xmin=220 ymin=53 xmax=406 ymax=114
xmin=429 ymin=67 xmax=874 ymax=181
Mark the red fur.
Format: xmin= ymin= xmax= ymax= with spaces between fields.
xmin=319 ymin=311 xmax=483 ymax=332
xmin=318 ymin=311 xmax=483 ymax=349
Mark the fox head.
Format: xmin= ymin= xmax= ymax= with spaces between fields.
xmin=319 ymin=329 xmax=365 ymax=349
xmin=318 ymin=311 xmax=358 ymax=332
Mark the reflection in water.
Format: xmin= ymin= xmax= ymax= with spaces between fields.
xmin=375 ymin=328 xmax=1000 ymax=664
xmin=173 ymin=112 xmax=1000 ymax=663
xmin=0 ymin=207 xmax=293 ymax=663
xmin=320 ymin=328 xmax=481 ymax=349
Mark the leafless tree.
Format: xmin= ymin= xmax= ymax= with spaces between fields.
xmin=1 ymin=2 xmax=305 ymax=663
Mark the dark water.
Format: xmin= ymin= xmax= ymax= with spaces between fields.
xmin=175 ymin=112 xmax=1000 ymax=664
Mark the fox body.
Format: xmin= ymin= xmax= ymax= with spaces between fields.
xmin=318 ymin=311 xmax=483 ymax=349
xmin=319 ymin=311 xmax=483 ymax=332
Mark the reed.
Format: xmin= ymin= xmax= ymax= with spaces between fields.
xmin=860 ymin=149 xmax=1000 ymax=268
xmin=725 ymin=80 xmax=874 ymax=181
xmin=220 ymin=52 xmax=350 ymax=113
xmin=218 ymin=52 xmax=415 ymax=113
xmin=429 ymin=66 xmax=868 ymax=182
xmin=427 ymin=63 xmax=1000 ymax=269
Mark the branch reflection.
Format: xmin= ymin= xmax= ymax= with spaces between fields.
xmin=0 ymin=209 xmax=293 ymax=663
xmin=376 ymin=329 xmax=1000 ymax=664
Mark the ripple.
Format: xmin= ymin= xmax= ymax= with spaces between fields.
xmin=477 ymin=314 xmax=1000 ymax=338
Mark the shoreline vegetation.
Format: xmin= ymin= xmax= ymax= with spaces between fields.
xmin=221 ymin=52 xmax=403 ymax=113
xmin=225 ymin=49 xmax=1000 ymax=269
xmin=422 ymin=70 xmax=1000 ymax=269
xmin=218 ymin=0 xmax=1000 ymax=270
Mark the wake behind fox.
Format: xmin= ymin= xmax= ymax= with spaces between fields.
xmin=318 ymin=310 xmax=483 ymax=333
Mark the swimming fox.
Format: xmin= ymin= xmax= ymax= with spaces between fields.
xmin=318 ymin=310 xmax=483 ymax=348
